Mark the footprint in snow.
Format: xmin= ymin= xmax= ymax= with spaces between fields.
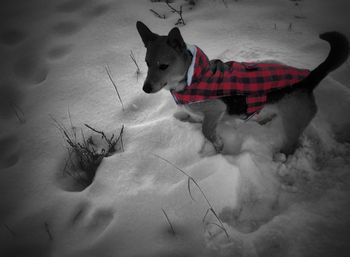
xmin=220 ymin=195 xmax=281 ymax=234
xmin=253 ymin=229 xmax=289 ymax=257
xmin=57 ymin=0 xmax=110 ymax=18
xmin=47 ymin=44 xmax=73 ymax=60
xmin=56 ymin=0 xmax=92 ymax=13
xmin=49 ymin=1 xmax=110 ymax=61
xmin=69 ymin=202 xmax=114 ymax=236
xmin=82 ymin=3 xmax=110 ymax=18
xmin=52 ymin=21 xmax=83 ymax=36
xmin=13 ymin=53 xmax=49 ymax=85
xmin=87 ymin=208 xmax=114 ymax=234
xmin=0 ymin=28 xmax=27 ymax=46
xmin=0 ymin=134 xmax=20 ymax=169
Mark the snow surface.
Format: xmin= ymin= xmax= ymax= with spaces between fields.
xmin=1 ymin=0 xmax=350 ymax=256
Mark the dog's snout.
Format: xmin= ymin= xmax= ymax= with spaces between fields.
xmin=143 ymin=83 xmax=153 ymax=93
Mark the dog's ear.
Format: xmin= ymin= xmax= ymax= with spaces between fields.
xmin=167 ymin=27 xmax=186 ymax=52
xmin=136 ymin=21 xmax=158 ymax=47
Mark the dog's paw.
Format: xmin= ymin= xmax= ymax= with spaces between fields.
xmin=199 ymin=140 xmax=218 ymax=157
xmin=199 ymin=137 xmax=224 ymax=156
xmin=173 ymin=111 xmax=191 ymax=121
xmin=213 ymin=137 xmax=224 ymax=153
xmin=173 ymin=111 xmax=201 ymax=123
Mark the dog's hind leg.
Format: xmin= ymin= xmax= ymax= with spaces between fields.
xmin=277 ymin=90 xmax=317 ymax=155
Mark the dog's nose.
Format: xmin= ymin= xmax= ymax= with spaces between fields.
xmin=143 ymin=83 xmax=153 ymax=94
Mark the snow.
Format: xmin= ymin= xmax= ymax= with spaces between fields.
xmin=1 ymin=0 xmax=350 ymax=256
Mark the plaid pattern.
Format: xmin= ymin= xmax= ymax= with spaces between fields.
xmin=171 ymin=46 xmax=310 ymax=114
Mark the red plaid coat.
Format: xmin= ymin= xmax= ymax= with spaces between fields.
xmin=171 ymin=46 xmax=310 ymax=114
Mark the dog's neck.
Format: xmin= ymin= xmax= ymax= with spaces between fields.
xmin=170 ymin=48 xmax=193 ymax=92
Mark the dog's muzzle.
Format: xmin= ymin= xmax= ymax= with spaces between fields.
xmin=143 ymin=83 xmax=153 ymax=93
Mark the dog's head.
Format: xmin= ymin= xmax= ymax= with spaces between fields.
xmin=136 ymin=21 xmax=191 ymax=94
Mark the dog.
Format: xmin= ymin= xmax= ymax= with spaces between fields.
xmin=136 ymin=21 xmax=349 ymax=154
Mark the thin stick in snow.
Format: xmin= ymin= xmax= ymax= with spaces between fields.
xmin=130 ymin=50 xmax=141 ymax=81
xmin=10 ymin=102 xmax=25 ymax=124
xmin=150 ymin=9 xmax=166 ymax=19
xmin=119 ymin=124 xmax=125 ymax=152
xmin=105 ymin=65 xmax=125 ymax=111
xmin=44 ymin=222 xmax=53 ymax=241
xmin=67 ymin=106 xmax=77 ymax=141
xmin=152 ymin=153 xmax=230 ymax=240
xmin=3 ymin=223 xmax=16 ymax=238
xmin=161 ymin=208 xmax=176 ymax=236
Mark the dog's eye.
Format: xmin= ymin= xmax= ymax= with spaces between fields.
xmin=159 ymin=64 xmax=169 ymax=70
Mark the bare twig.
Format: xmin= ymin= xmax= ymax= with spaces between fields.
xmin=150 ymin=9 xmax=166 ymax=19
xmin=161 ymin=208 xmax=176 ymax=235
xmin=165 ymin=1 xmax=186 ymax=25
xmin=84 ymin=123 xmax=124 ymax=154
xmin=44 ymin=222 xmax=53 ymax=241
xmin=202 ymin=208 xmax=211 ymax=223
xmin=153 ymin=154 xmax=230 ymax=240
xmin=67 ymin=106 xmax=77 ymax=141
xmin=10 ymin=102 xmax=25 ymax=123
xmin=3 ymin=224 xmax=16 ymax=238
xmin=130 ymin=50 xmax=141 ymax=81
xmin=105 ymin=65 xmax=125 ymax=111
xmin=207 ymin=222 xmax=228 ymax=237
xmin=119 ymin=125 xmax=125 ymax=152
xmin=84 ymin=124 xmax=110 ymax=145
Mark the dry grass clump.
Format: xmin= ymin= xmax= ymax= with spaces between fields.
xmin=165 ymin=1 xmax=186 ymax=26
xmin=53 ymin=116 xmax=124 ymax=188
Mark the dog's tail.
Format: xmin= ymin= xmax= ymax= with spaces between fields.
xmin=305 ymin=31 xmax=349 ymax=92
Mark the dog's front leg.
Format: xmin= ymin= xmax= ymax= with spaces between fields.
xmin=189 ymin=100 xmax=226 ymax=153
